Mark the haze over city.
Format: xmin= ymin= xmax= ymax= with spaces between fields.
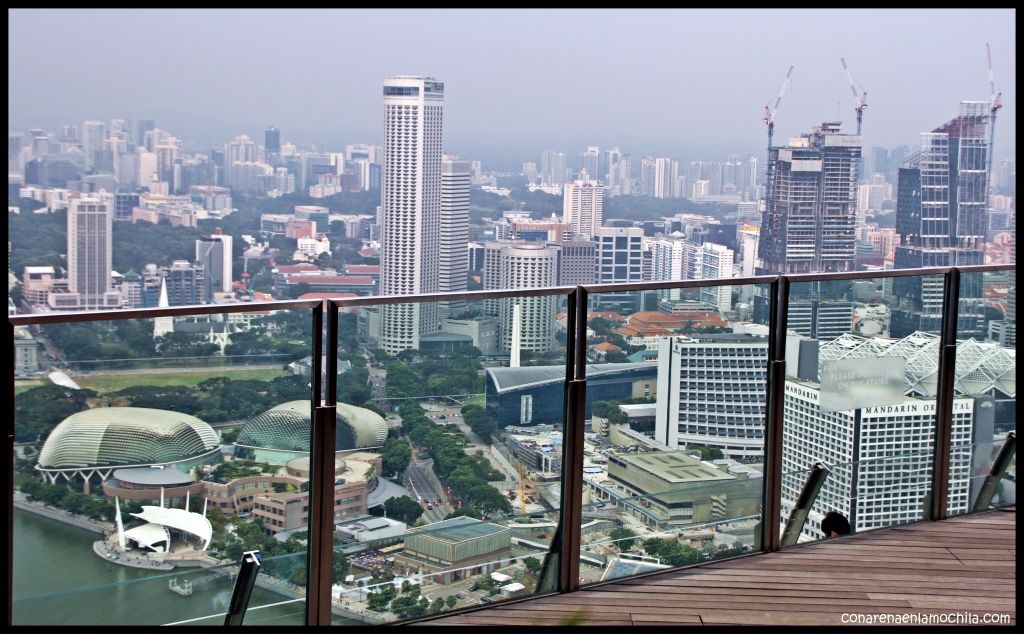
xmin=8 ymin=8 xmax=1017 ymax=164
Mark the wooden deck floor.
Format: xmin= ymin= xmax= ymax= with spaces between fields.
xmin=420 ymin=509 xmax=1015 ymax=626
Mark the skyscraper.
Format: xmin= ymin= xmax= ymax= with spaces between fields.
xmin=81 ymin=121 xmax=105 ymax=169
xmin=264 ymin=126 xmax=281 ymax=154
xmin=580 ymin=146 xmax=600 ymax=181
xmin=379 ymin=76 xmax=444 ymax=354
xmin=137 ymin=119 xmax=156 ymax=146
xmin=562 ymin=174 xmax=604 ymax=239
xmin=439 ymin=157 xmax=471 ymax=316
xmin=540 ymin=151 xmax=567 ymax=186
xmin=48 ymin=195 xmax=121 ymax=310
xmin=890 ymin=102 xmax=990 ymax=339
xmin=195 ymin=230 xmax=234 ymax=302
xmin=758 ymin=122 xmax=862 ymax=275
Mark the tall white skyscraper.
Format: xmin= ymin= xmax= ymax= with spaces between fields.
xmin=379 ymin=76 xmax=445 ymax=354
xmin=562 ymin=174 xmax=604 ymax=239
xmin=439 ymin=156 xmax=471 ymax=316
xmin=48 ymin=196 xmax=122 ymax=310
xmin=699 ymin=242 xmax=735 ymax=312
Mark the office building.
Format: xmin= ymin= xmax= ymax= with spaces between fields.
xmin=81 ymin=121 xmax=105 ymax=169
xmin=557 ymin=240 xmax=598 ymax=286
xmin=594 ymin=227 xmax=644 ymax=311
xmin=890 ymin=102 xmax=989 ymax=339
xmin=161 ymin=260 xmax=206 ymax=306
xmin=264 ymin=126 xmax=280 ymax=154
xmin=580 ymin=146 xmax=600 ymax=181
xmin=541 ymin=150 xmax=567 ymax=186
xmin=195 ymin=231 xmax=233 ymax=302
xmin=379 ymin=76 xmax=444 ymax=354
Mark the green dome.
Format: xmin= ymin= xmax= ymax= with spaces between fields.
xmin=235 ymin=401 xmax=388 ymax=453
xmin=38 ymin=407 xmax=219 ymax=469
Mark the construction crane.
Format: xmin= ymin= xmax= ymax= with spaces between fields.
xmin=985 ymin=43 xmax=1003 ymax=181
xmin=518 ymin=463 xmax=528 ymax=517
xmin=840 ymin=57 xmax=868 ymax=135
xmin=762 ymin=64 xmax=795 ymax=157
xmin=762 ymin=64 xmax=794 ymax=211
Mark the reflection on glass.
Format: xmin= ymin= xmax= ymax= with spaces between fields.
xmin=781 ymin=276 xmax=952 ymax=539
xmin=13 ymin=310 xmax=313 ymax=625
xmin=576 ymin=285 xmax=768 ymax=586
xmin=332 ymin=294 xmax=567 ymax=622
xmin=943 ymin=270 xmax=1016 ymax=518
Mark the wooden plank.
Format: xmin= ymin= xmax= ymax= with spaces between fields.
xmin=424 ymin=510 xmax=1014 ymax=627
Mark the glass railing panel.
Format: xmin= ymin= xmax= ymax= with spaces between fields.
xmin=579 ymin=281 xmax=771 ymax=585
xmin=781 ymin=274 xmax=945 ymax=538
xmin=779 ymin=447 xmax=939 ymax=545
xmin=947 ymin=268 xmax=1016 ymax=517
xmin=11 ymin=306 xmax=316 ymax=625
xmin=330 ymin=290 xmax=570 ymax=623
xmin=949 ymin=437 xmax=1016 ymax=516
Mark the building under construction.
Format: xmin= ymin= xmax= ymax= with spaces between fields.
xmin=758 ymin=122 xmax=862 ymax=275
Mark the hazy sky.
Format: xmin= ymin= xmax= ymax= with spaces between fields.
xmin=8 ymin=9 xmax=1016 ymax=165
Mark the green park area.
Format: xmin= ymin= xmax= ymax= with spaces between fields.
xmin=15 ymin=367 xmax=288 ymax=395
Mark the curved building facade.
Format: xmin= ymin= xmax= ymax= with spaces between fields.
xmin=36 ymin=407 xmax=221 ymax=486
xmin=234 ymin=400 xmax=388 ymax=463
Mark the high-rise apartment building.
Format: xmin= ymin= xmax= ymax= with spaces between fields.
xmin=890 ymin=102 xmax=990 ymax=339
xmin=195 ymin=231 xmax=234 ymax=302
xmin=161 ymin=260 xmax=206 ymax=306
xmin=562 ymin=175 xmax=604 ymax=239
xmin=439 ymin=157 xmax=471 ymax=316
xmin=759 ymin=122 xmax=862 ymax=275
xmin=379 ymin=76 xmax=444 ymax=354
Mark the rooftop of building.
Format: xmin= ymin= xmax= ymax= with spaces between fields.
xmin=407 ymin=516 xmax=509 ymax=543
xmin=487 ymin=362 xmax=654 ymax=392
xmin=610 ymin=451 xmax=733 ymax=484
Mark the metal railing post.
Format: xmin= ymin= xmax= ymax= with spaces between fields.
xmin=6 ymin=321 xmax=13 ymax=627
xmin=780 ymin=462 xmax=830 ymax=547
xmin=931 ymin=269 xmax=960 ymax=521
xmin=556 ymin=286 xmax=588 ymax=593
xmin=761 ymin=276 xmax=789 ymax=552
xmin=224 ymin=550 xmax=262 ymax=626
xmin=305 ymin=302 xmax=336 ymax=625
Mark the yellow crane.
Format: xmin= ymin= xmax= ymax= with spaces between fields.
xmin=518 ymin=463 xmax=528 ymax=517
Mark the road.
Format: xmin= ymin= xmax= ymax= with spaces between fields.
xmin=403 ymin=460 xmax=449 ymax=523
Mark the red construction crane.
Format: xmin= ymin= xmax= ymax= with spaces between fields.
xmin=840 ymin=57 xmax=868 ymax=135
xmin=985 ymin=43 xmax=1003 ymax=180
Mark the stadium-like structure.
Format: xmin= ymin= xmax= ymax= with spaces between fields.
xmin=36 ymin=407 xmax=221 ymax=486
xmin=234 ymin=400 xmax=389 ymax=463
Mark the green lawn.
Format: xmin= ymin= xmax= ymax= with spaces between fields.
xmin=14 ymin=380 xmax=46 ymax=395
xmin=69 ymin=368 xmax=289 ymax=394
xmin=462 ymin=394 xmax=485 ymax=408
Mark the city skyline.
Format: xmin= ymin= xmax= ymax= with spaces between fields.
xmin=7 ymin=9 xmax=1016 ymax=164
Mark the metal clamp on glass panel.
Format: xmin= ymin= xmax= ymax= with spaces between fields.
xmin=224 ymin=550 xmax=261 ymax=626
xmin=973 ymin=432 xmax=1016 ymax=513
xmin=780 ymin=462 xmax=830 ymax=547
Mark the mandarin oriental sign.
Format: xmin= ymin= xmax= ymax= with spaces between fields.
xmin=819 ymin=356 xmax=907 ymax=412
